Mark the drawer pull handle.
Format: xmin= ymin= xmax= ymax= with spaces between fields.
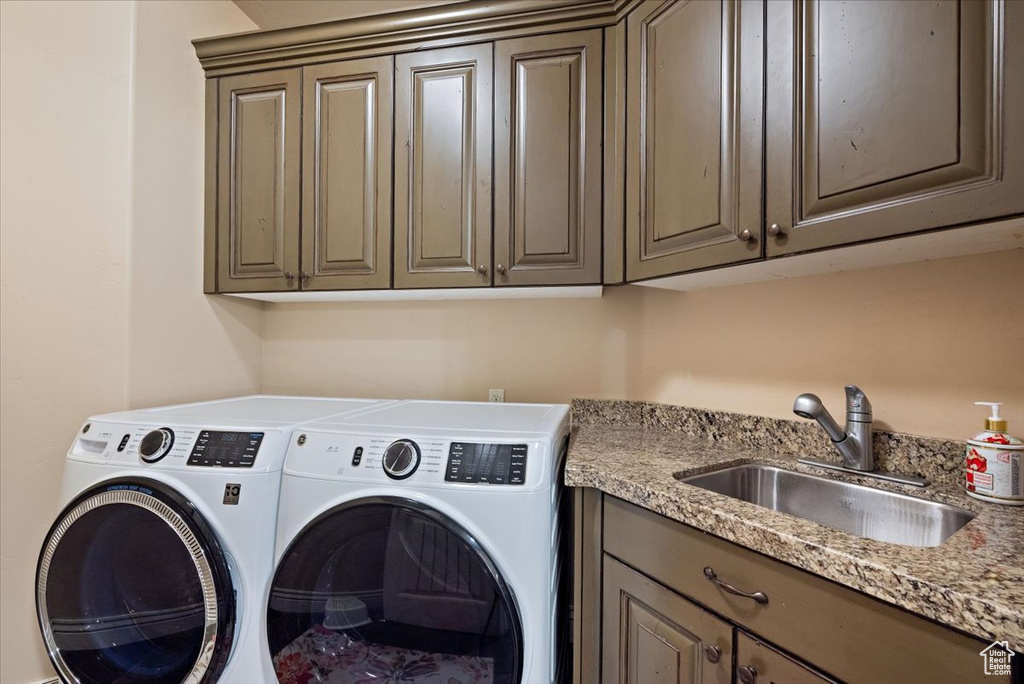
xmin=703 ymin=567 xmax=768 ymax=605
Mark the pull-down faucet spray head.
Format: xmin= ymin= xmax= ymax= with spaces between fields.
xmin=793 ymin=393 xmax=847 ymax=443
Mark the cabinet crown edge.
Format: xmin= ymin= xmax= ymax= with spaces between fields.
xmin=192 ymin=0 xmax=639 ymax=75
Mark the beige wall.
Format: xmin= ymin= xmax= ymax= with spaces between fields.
xmin=0 ymin=2 xmax=257 ymax=682
xmin=264 ymin=249 xmax=1024 ymax=440
xmin=128 ymin=0 xmax=262 ymax=407
xmin=1 ymin=3 xmax=133 ymax=680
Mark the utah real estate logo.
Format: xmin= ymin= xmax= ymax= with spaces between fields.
xmin=979 ymin=641 xmax=1014 ymax=676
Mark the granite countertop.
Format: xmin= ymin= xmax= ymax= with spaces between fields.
xmin=566 ymin=400 xmax=1024 ymax=651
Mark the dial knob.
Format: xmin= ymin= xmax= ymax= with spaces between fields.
xmin=139 ymin=428 xmax=174 ymax=463
xmin=382 ymin=439 xmax=420 ymax=480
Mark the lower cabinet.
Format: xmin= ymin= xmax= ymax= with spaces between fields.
xmin=602 ymin=556 xmax=832 ymax=684
xmin=576 ymin=491 xmax=1010 ymax=684
xmin=735 ymin=631 xmax=836 ymax=684
xmin=602 ymin=556 xmax=733 ymax=684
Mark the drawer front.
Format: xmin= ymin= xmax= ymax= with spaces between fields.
xmin=603 ymin=496 xmax=1003 ymax=684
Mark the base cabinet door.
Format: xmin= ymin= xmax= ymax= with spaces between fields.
xmin=765 ymin=0 xmax=1024 ymax=256
xmin=625 ymin=0 xmax=764 ymax=281
xmin=301 ymin=57 xmax=393 ymax=290
xmin=394 ymin=45 xmax=493 ymax=289
xmin=216 ymin=69 xmax=302 ymax=293
xmin=736 ymin=632 xmax=837 ymax=684
xmin=602 ymin=556 xmax=733 ymax=684
xmin=493 ymin=30 xmax=603 ymax=286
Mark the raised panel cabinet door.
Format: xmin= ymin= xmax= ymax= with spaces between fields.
xmin=394 ymin=45 xmax=493 ymax=289
xmin=625 ymin=0 xmax=764 ymax=282
xmin=602 ymin=556 xmax=733 ymax=684
xmin=494 ymin=30 xmax=603 ymax=286
xmin=735 ymin=632 xmax=837 ymax=684
xmin=302 ymin=57 xmax=393 ymax=290
xmin=217 ymin=69 xmax=301 ymax=293
xmin=766 ymin=0 xmax=1024 ymax=256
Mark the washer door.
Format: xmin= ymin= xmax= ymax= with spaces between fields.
xmin=36 ymin=479 xmax=235 ymax=684
xmin=268 ymin=497 xmax=523 ymax=684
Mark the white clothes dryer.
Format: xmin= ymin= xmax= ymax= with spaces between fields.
xmin=36 ymin=395 xmax=393 ymax=684
xmin=267 ymin=400 xmax=571 ymax=684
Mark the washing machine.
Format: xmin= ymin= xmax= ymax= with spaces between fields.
xmin=36 ymin=395 xmax=394 ymax=684
xmin=267 ymin=400 xmax=571 ymax=684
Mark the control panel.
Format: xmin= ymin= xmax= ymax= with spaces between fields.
xmin=445 ymin=443 xmax=527 ymax=485
xmin=187 ymin=431 xmax=264 ymax=468
xmin=283 ymin=431 xmax=549 ymax=488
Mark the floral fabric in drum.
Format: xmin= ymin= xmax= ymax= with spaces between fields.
xmin=273 ymin=624 xmax=495 ymax=684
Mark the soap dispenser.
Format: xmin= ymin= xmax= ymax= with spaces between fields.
xmin=965 ymin=402 xmax=1023 ymax=505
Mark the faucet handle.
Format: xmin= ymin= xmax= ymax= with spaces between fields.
xmin=844 ymin=385 xmax=872 ymax=418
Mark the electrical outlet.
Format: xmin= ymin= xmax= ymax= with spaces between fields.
xmin=488 ymin=389 xmax=505 ymax=403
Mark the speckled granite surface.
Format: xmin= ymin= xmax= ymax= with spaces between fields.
xmin=567 ymin=399 xmax=1024 ymax=650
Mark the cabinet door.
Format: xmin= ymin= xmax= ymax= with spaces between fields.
xmin=494 ymin=30 xmax=602 ymax=286
xmin=603 ymin=556 xmax=732 ymax=684
xmin=625 ymin=0 xmax=764 ymax=281
xmin=394 ymin=45 xmax=492 ymax=289
xmin=301 ymin=57 xmax=393 ymax=290
xmin=217 ymin=69 xmax=301 ymax=293
xmin=735 ymin=632 xmax=837 ymax=684
xmin=765 ymin=0 xmax=1024 ymax=256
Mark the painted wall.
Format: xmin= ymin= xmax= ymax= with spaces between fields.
xmin=264 ymin=249 xmax=1024 ymax=440
xmin=0 ymin=2 xmax=257 ymax=681
xmin=128 ymin=0 xmax=262 ymax=407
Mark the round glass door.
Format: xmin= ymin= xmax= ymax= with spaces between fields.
xmin=268 ymin=497 xmax=522 ymax=684
xmin=36 ymin=480 xmax=235 ymax=684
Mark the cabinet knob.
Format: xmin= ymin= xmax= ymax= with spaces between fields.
xmin=737 ymin=229 xmax=754 ymax=242
xmin=768 ymin=223 xmax=784 ymax=238
xmin=300 ymin=272 xmax=311 ymax=283
xmin=703 ymin=644 xmax=722 ymax=664
xmin=737 ymin=665 xmax=757 ymax=684
xmin=284 ymin=271 xmax=295 ymax=281
xmin=477 ymin=264 xmax=488 ymax=274
xmin=496 ymin=264 xmax=506 ymax=275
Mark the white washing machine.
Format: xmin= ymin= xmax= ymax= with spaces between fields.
xmin=268 ymin=400 xmax=571 ymax=684
xmin=36 ymin=395 xmax=393 ymax=684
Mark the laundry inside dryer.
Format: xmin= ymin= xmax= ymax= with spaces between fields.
xmin=268 ymin=502 xmax=518 ymax=684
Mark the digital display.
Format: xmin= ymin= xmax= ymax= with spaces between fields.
xmin=445 ymin=443 xmax=527 ymax=485
xmin=188 ymin=431 xmax=263 ymax=467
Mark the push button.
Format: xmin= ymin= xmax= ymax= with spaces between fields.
xmin=117 ymin=434 xmax=131 ymax=452
xmin=351 ymin=446 xmax=363 ymax=466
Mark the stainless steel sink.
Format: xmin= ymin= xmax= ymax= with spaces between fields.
xmin=677 ymin=464 xmax=975 ymax=547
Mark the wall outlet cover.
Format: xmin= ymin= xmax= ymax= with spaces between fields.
xmin=488 ymin=389 xmax=505 ymax=403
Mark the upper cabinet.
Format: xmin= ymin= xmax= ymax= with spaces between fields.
xmin=494 ymin=30 xmax=604 ymax=286
xmin=216 ymin=69 xmax=302 ymax=293
xmin=394 ymin=45 xmax=493 ymax=289
xmin=302 ymin=57 xmax=393 ymax=291
xmin=195 ymin=0 xmax=1023 ymax=296
xmin=625 ymin=0 xmax=764 ymax=282
xmin=765 ymin=0 xmax=1024 ymax=256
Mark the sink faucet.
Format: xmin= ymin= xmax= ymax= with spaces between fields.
xmin=793 ymin=386 xmax=873 ymax=471
xmin=793 ymin=386 xmax=927 ymax=487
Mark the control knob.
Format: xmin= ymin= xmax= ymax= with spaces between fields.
xmin=139 ymin=428 xmax=175 ymax=463
xmin=382 ymin=439 xmax=421 ymax=480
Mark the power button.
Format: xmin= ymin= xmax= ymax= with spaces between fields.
xmin=351 ymin=446 xmax=363 ymax=466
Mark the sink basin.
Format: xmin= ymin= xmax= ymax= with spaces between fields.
xmin=677 ymin=464 xmax=975 ymax=547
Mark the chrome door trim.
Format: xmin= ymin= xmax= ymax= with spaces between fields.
xmin=37 ymin=488 xmax=220 ymax=684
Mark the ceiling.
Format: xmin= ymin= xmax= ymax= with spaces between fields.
xmin=232 ymin=0 xmax=463 ymax=30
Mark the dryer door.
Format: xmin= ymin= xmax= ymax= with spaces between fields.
xmin=36 ymin=479 xmax=235 ymax=684
xmin=268 ymin=497 xmax=523 ymax=684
